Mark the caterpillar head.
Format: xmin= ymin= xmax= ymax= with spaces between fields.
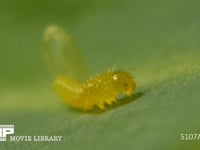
xmin=112 ymin=71 xmax=136 ymax=96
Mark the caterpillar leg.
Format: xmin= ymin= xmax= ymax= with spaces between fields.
xmin=107 ymin=97 xmax=117 ymax=105
xmin=106 ymin=100 xmax=113 ymax=105
xmin=105 ymin=99 xmax=115 ymax=105
xmin=98 ymin=104 xmax=105 ymax=110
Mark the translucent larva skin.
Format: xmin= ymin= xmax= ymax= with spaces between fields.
xmin=44 ymin=25 xmax=87 ymax=81
xmin=54 ymin=70 xmax=136 ymax=110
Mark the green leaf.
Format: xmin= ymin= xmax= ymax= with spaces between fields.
xmin=1 ymin=0 xmax=200 ymax=149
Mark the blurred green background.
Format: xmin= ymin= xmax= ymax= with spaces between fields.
xmin=1 ymin=0 xmax=200 ymax=149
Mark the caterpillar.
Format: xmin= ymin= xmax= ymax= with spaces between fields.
xmin=54 ymin=70 xmax=136 ymax=110
xmin=44 ymin=25 xmax=136 ymax=110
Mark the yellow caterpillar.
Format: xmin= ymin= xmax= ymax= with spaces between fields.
xmin=44 ymin=25 xmax=136 ymax=110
